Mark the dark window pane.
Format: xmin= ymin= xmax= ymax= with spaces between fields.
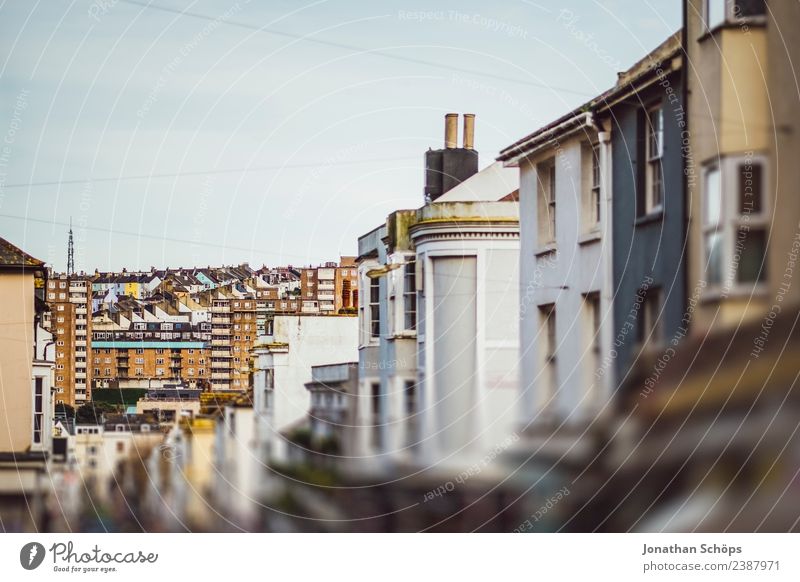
xmin=706 ymin=231 xmax=724 ymax=285
xmin=735 ymin=0 xmax=766 ymax=18
xmin=737 ymin=227 xmax=768 ymax=283
xmin=739 ymin=163 xmax=762 ymax=214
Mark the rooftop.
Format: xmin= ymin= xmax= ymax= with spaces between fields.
xmin=0 ymin=236 xmax=45 ymax=268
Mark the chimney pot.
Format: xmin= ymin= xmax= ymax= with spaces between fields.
xmin=444 ymin=113 xmax=458 ymax=149
xmin=463 ymin=113 xmax=475 ymax=149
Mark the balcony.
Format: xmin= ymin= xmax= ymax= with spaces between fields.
xmin=75 ymin=372 xmax=86 ymax=379
xmin=75 ymin=307 xmax=87 ymax=315
xmin=318 ymin=283 xmax=335 ymax=291
xmin=318 ymin=292 xmax=335 ymax=300
xmin=211 ymin=305 xmax=230 ymax=313
xmin=211 ymin=339 xmax=231 ymax=347
xmin=211 ymin=350 xmax=230 ymax=358
xmin=211 ymin=373 xmax=230 ymax=380
xmin=211 ymin=316 xmax=231 ymax=324
xmin=212 ymin=328 xmax=231 ymax=336
xmin=75 ymin=340 xmax=87 ymax=347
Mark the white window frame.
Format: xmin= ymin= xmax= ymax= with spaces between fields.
xmin=645 ymin=104 xmax=664 ymax=214
xmin=702 ymin=154 xmax=769 ymax=294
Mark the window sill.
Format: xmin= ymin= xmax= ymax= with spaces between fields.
xmin=700 ymin=283 xmax=770 ymax=304
xmin=577 ymin=230 xmax=602 ymax=245
xmin=534 ymin=243 xmax=558 ymax=257
xmin=634 ymin=209 xmax=663 ymax=226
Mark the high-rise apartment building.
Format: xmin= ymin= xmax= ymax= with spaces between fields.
xmin=45 ymin=274 xmax=92 ymax=405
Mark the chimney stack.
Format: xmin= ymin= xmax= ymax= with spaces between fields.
xmin=444 ymin=113 xmax=458 ymax=149
xmin=424 ymin=113 xmax=480 ymax=203
xmin=463 ymin=113 xmax=475 ymax=150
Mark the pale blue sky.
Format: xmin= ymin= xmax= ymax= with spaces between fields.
xmin=0 ymin=0 xmax=679 ymax=272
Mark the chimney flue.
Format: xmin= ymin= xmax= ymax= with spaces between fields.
xmin=444 ymin=113 xmax=458 ymax=149
xmin=463 ymin=113 xmax=475 ymax=149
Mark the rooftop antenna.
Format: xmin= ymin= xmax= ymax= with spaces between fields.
xmin=67 ymin=217 xmax=75 ymax=275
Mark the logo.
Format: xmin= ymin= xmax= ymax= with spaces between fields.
xmin=20 ymin=542 xmax=46 ymax=570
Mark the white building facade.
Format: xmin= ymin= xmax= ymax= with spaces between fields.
xmin=499 ymin=112 xmax=614 ymax=445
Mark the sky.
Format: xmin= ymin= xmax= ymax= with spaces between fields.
xmin=0 ymin=0 xmax=680 ymax=272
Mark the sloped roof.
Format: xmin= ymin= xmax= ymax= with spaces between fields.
xmin=0 ymin=236 xmax=45 ymax=268
xmin=497 ymin=31 xmax=681 ymax=163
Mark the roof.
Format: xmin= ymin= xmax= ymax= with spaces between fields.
xmin=436 ymin=161 xmax=519 ymax=203
xmin=497 ymin=31 xmax=681 ymax=163
xmin=0 ymin=236 xmax=45 ymax=268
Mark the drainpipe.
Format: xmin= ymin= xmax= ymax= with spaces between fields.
xmin=589 ymin=114 xmax=614 ymax=406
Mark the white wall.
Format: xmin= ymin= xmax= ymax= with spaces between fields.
xmin=517 ymin=132 xmax=611 ymax=428
xmin=253 ymin=315 xmax=358 ymax=463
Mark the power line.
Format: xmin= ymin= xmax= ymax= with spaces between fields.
xmin=1 ymin=155 xmax=420 ymax=189
xmin=117 ymin=0 xmax=594 ymax=97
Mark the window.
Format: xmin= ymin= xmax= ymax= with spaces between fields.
xmin=537 ymin=159 xmax=557 ymax=246
xmin=637 ymin=288 xmax=662 ymax=346
xmin=705 ymin=0 xmax=765 ymax=29
xmin=104 ymin=368 xmax=111 ymax=375
xmin=404 ymin=260 xmax=417 ymax=331
xmin=404 ymin=380 xmax=417 ymax=416
xmin=584 ymin=292 xmax=602 ymax=386
xmin=736 ymin=161 xmax=767 ymax=284
xmin=540 ymin=304 xmax=556 ymax=362
xmin=703 ymin=164 xmax=723 ymax=285
xmin=369 ymin=276 xmax=380 ymax=339
xmin=645 ymin=105 xmax=664 ymax=213
xmin=538 ymin=303 xmax=557 ymax=409
xmin=136 ymin=348 xmax=144 ymax=354
xmin=33 ymin=377 xmax=43 ymax=444
xmin=591 ymin=144 xmax=601 ymax=226
xmin=584 ymin=292 xmax=601 ymax=359
xmin=702 ymin=156 xmax=768 ymax=290
xmin=371 ymin=382 xmax=382 ymax=449
xmin=581 ymin=142 xmax=601 ymax=231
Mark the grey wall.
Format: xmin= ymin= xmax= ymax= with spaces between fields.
xmin=610 ymin=67 xmax=687 ymax=387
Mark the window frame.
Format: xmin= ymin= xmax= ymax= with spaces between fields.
xmin=403 ymin=260 xmax=417 ymax=332
xmin=701 ymin=154 xmax=769 ymax=293
xmin=645 ymin=103 xmax=664 ymax=214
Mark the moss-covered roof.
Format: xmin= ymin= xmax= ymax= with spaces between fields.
xmin=0 ymin=236 xmax=45 ymax=268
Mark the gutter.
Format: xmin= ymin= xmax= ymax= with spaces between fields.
xmin=499 ymin=112 xmax=594 ymax=166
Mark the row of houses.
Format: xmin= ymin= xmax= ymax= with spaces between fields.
xmin=44 ymin=258 xmax=359 ymax=405
xmin=3 ymin=0 xmax=798 ymax=532
xmin=218 ymin=1 xmax=799 ymax=531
